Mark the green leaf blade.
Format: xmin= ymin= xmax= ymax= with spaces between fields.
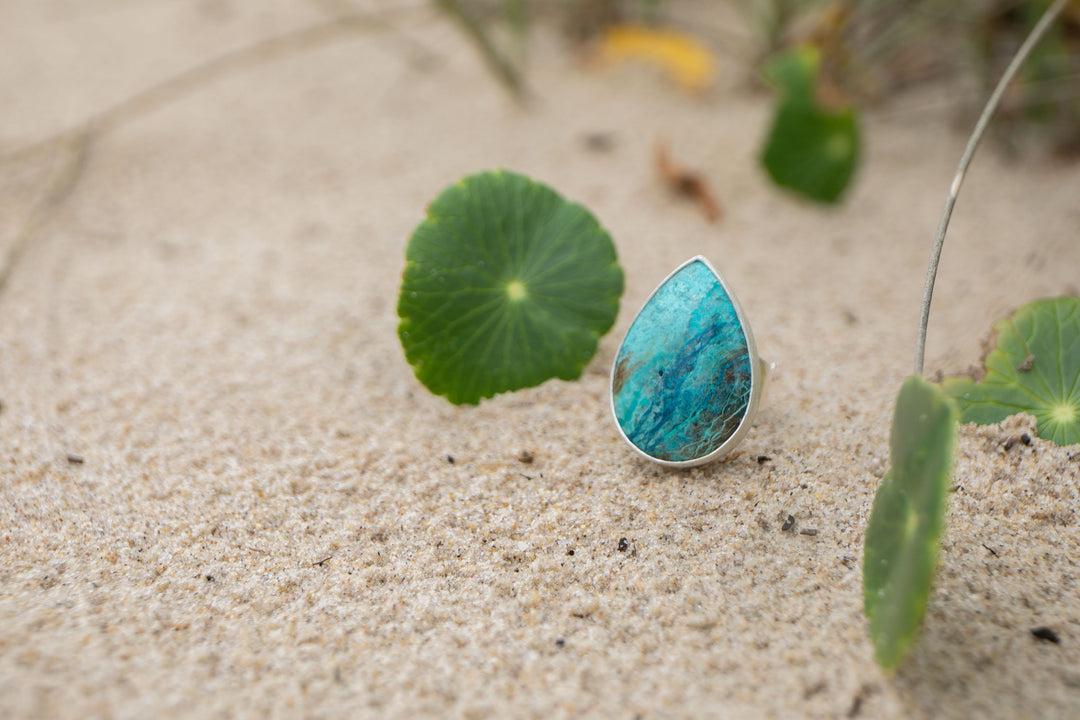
xmin=864 ymin=375 xmax=957 ymax=670
xmin=398 ymin=169 xmax=624 ymax=405
xmin=942 ymin=297 xmax=1080 ymax=445
xmin=759 ymin=46 xmax=861 ymax=204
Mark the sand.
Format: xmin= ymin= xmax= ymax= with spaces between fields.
xmin=1 ymin=1 xmax=1078 ymax=718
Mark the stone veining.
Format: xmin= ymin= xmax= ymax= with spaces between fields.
xmin=612 ymin=259 xmax=752 ymax=463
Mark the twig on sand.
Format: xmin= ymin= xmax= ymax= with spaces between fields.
xmin=0 ymin=132 xmax=90 ymax=298
xmin=0 ymin=9 xmax=425 ymax=298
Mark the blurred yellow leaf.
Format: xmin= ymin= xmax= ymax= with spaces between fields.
xmin=599 ymin=25 xmax=717 ymax=93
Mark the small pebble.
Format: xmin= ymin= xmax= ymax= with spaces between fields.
xmin=582 ymin=131 xmax=616 ymax=153
xmin=1031 ymin=626 xmax=1061 ymax=644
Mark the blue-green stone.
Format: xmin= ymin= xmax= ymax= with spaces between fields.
xmin=612 ymin=259 xmax=753 ymax=464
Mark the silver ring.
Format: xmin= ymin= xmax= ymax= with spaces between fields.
xmin=610 ymin=255 xmax=765 ymax=467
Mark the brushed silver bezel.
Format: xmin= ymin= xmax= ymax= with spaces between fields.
xmin=609 ymin=255 xmax=763 ymax=468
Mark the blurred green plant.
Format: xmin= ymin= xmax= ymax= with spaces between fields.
xmin=759 ymin=44 xmax=860 ymax=203
xmin=971 ymin=0 xmax=1080 ymax=155
xmin=755 ymin=0 xmax=1080 ymax=152
xmin=397 ymin=169 xmax=623 ymax=404
xmin=435 ymin=0 xmax=671 ymax=98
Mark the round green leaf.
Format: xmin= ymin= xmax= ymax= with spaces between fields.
xmin=397 ymin=169 xmax=624 ymax=405
xmin=760 ymin=46 xmax=860 ymax=204
xmin=943 ymin=297 xmax=1080 ymax=445
xmin=864 ymin=375 xmax=957 ymax=670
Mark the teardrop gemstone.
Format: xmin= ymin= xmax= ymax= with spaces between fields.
xmin=611 ymin=257 xmax=758 ymax=466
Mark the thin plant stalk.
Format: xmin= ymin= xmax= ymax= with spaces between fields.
xmin=913 ymin=0 xmax=1067 ymax=376
xmin=437 ymin=0 xmax=525 ymax=99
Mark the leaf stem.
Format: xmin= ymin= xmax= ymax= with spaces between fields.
xmin=913 ymin=0 xmax=1067 ymax=377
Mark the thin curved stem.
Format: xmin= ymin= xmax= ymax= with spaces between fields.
xmin=0 ymin=10 xmax=422 ymax=167
xmin=0 ymin=133 xmax=90 ymax=300
xmin=914 ymin=0 xmax=1067 ymax=376
xmin=436 ymin=0 xmax=525 ymax=100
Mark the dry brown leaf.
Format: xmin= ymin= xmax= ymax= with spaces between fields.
xmin=655 ymin=141 xmax=721 ymax=223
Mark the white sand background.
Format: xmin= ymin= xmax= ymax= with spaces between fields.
xmin=1 ymin=1 xmax=1078 ymax=717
